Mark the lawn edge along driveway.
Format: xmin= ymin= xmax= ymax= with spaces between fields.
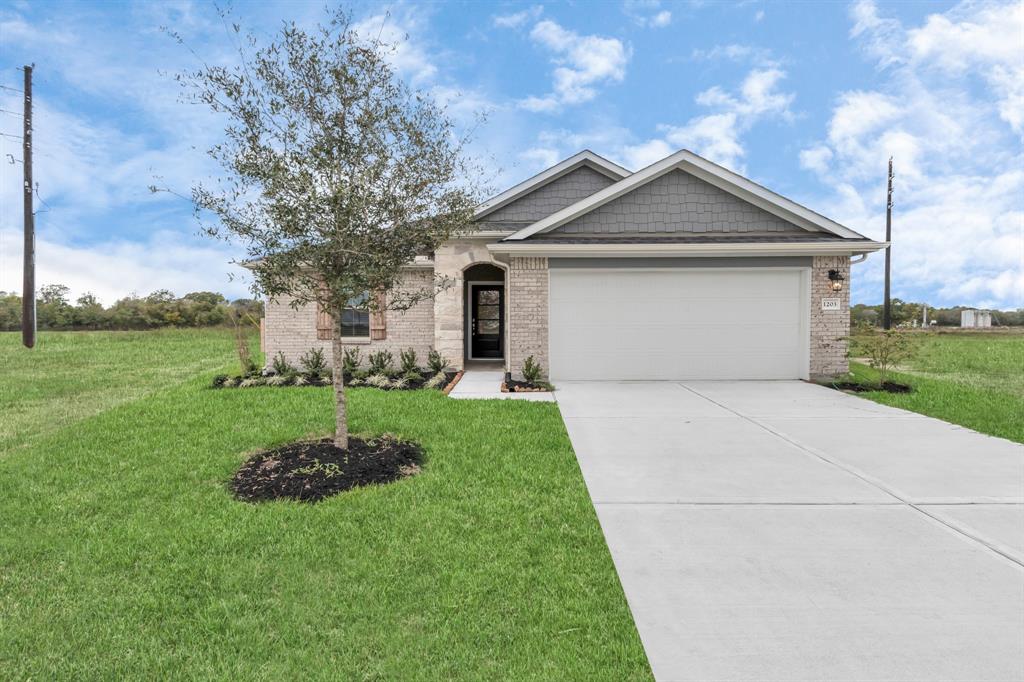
xmin=0 ymin=371 xmax=652 ymax=680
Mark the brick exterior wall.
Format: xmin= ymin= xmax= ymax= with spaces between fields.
xmin=508 ymin=256 xmax=549 ymax=380
xmin=483 ymin=165 xmax=616 ymax=223
xmin=809 ymin=255 xmax=851 ymax=379
xmin=557 ymin=169 xmax=803 ymax=235
xmin=432 ymin=239 xmax=505 ymax=371
xmin=262 ymin=268 xmax=435 ymax=369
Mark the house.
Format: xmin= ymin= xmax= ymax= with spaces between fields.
xmin=262 ymin=149 xmax=886 ymax=381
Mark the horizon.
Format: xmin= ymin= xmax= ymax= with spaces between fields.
xmin=1 ymin=0 xmax=1021 ymax=308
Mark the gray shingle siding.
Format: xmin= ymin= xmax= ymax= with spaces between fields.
xmin=483 ymin=165 xmax=617 ymax=223
xmin=555 ymin=169 xmax=805 ymax=235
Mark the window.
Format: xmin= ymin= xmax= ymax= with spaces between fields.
xmin=341 ymin=292 xmax=370 ymax=338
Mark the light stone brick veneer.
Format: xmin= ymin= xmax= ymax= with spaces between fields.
xmin=432 ymin=239 xmax=504 ymax=370
xmin=262 ymin=268 xmax=435 ymax=367
xmin=809 ymin=255 xmax=851 ymax=379
xmin=508 ymin=256 xmax=549 ymax=380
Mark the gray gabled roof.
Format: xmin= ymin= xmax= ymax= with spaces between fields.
xmin=505 ymin=149 xmax=870 ymax=241
xmin=474 ymin=150 xmax=630 ymax=221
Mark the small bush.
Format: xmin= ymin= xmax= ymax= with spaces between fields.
xmin=427 ymin=349 xmax=449 ymax=374
xmin=299 ymin=347 xmax=329 ymax=378
xmin=403 ymin=369 xmax=422 ymax=383
xmin=424 ymin=371 xmax=447 ymax=389
xmin=271 ymin=351 xmax=294 ymax=376
xmin=211 ymin=374 xmax=229 ymax=388
xmin=342 ymin=347 xmax=362 ymax=376
xmin=390 ymin=376 xmax=409 ymax=390
xmin=239 ymin=377 xmax=265 ymax=388
xmin=851 ymin=327 xmax=918 ymax=386
xmin=365 ymin=373 xmax=391 ymax=388
xmin=221 ymin=377 xmax=238 ymax=388
xmin=522 ymin=355 xmax=543 ymax=383
xmin=293 ymin=375 xmax=309 ymax=387
xmin=368 ymin=350 xmax=394 ymax=376
xmin=266 ymin=374 xmax=291 ymax=386
xmin=400 ymin=347 xmax=418 ymax=374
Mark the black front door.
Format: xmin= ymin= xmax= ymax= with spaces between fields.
xmin=470 ymin=285 xmax=503 ymax=359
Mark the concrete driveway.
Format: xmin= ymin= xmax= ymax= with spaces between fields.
xmin=557 ymin=381 xmax=1024 ymax=682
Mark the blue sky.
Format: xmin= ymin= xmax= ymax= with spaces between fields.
xmin=1 ymin=0 xmax=1021 ymax=309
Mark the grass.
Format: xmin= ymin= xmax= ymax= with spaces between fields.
xmin=0 ymin=331 xmax=650 ymax=680
xmin=0 ymin=329 xmax=249 ymax=456
xmin=845 ymin=331 xmax=1024 ymax=444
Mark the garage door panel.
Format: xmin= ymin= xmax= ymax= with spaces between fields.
xmin=549 ymin=269 xmax=808 ymax=381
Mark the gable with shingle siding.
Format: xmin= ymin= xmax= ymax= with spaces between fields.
xmin=553 ymin=169 xmax=805 ymax=235
xmin=482 ymin=165 xmax=618 ymax=224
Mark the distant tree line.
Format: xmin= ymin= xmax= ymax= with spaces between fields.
xmin=0 ymin=285 xmax=263 ymax=331
xmin=852 ymin=300 xmax=1024 ymax=327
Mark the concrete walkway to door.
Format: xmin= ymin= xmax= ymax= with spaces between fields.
xmin=557 ymin=380 xmax=1024 ymax=682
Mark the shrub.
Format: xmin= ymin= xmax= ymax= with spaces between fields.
xmin=424 ymin=371 xmax=447 ymax=389
xmin=211 ymin=374 xmax=229 ymax=388
xmin=299 ymin=347 xmax=329 ymax=378
xmin=221 ymin=377 xmax=238 ymax=388
xmin=271 ymin=351 xmax=294 ymax=376
xmin=365 ymin=373 xmax=391 ymax=388
xmin=403 ymin=369 xmax=422 ymax=383
xmin=522 ymin=355 xmax=543 ymax=383
xmin=399 ymin=347 xmax=418 ymax=374
xmin=266 ymin=374 xmax=291 ymax=386
xmin=293 ymin=375 xmax=309 ymax=387
xmin=390 ymin=376 xmax=409 ymax=390
xmin=239 ymin=376 xmax=265 ymax=388
xmin=342 ymin=347 xmax=362 ymax=376
xmin=368 ymin=350 xmax=394 ymax=376
xmin=427 ymin=349 xmax=449 ymax=373
xmin=852 ymin=327 xmax=918 ymax=386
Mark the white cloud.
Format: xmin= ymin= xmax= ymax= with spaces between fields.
xmin=0 ymin=228 xmax=251 ymax=304
xmin=352 ymin=10 xmax=438 ymax=84
xmin=628 ymin=67 xmax=794 ymax=171
xmin=623 ymin=1 xmax=672 ymax=28
xmin=801 ymin=0 xmax=1024 ymax=309
xmin=493 ymin=5 xmax=543 ymax=29
xmin=754 ymin=9 xmax=765 ymax=22
xmin=519 ymin=20 xmax=631 ymax=110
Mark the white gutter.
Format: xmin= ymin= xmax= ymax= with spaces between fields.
xmin=487 ymin=241 xmax=889 ymax=258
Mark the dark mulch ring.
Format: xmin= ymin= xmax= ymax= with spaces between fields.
xmin=232 ymin=436 xmax=424 ymax=503
xmin=502 ymin=379 xmax=554 ymax=393
xmin=829 ymin=381 xmax=913 ymax=394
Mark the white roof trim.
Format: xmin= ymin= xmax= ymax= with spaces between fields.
xmin=505 ymin=149 xmax=868 ymax=241
xmin=488 ymin=241 xmax=888 ymax=258
xmin=474 ymin=150 xmax=630 ymax=221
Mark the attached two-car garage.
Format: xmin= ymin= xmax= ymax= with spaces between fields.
xmin=548 ymin=266 xmax=810 ymax=381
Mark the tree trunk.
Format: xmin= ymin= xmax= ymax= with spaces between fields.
xmin=331 ymin=307 xmax=348 ymax=450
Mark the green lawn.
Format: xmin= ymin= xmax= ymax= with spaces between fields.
xmin=847 ymin=331 xmax=1024 ymax=444
xmin=0 ymin=331 xmax=650 ymax=680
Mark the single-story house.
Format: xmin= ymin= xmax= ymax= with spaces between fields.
xmin=262 ymin=148 xmax=886 ymax=381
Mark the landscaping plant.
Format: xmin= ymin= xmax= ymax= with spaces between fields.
xmin=271 ymin=351 xmax=294 ymax=377
xmin=342 ymin=347 xmax=362 ymax=377
xmin=522 ymin=355 xmax=544 ymax=384
xmin=852 ymin=326 xmax=918 ymax=387
xmin=160 ymin=8 xmax=484 ymax=448
xmin=427 ymin=349 xmax=449 ymax=374
xmin=367 ymin=350 xmax=394 ymax=377
xmin=299 ymin=347 xmax=329 ymax=379
xmin=399 ymin=348 xmax=418 ymax=375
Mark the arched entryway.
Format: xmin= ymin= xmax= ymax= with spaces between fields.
xmin=463 ymin=263 xmax=506 ymax=363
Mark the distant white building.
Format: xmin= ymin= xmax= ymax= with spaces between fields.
xmin=961 ymin=309 xmax=992 ymax=328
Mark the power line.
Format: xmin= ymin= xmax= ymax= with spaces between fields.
xmin=0 ymin=84 xmax=23 ymax=93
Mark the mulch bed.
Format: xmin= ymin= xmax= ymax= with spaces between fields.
xmin=830 ymin=381 xmax=912 ymax=394
xmin=346 ymin=370 xmax=458 ymax=391
xmin=231 ymin=436 xmax=424 ymax=503
xmin=502 ymin=379 xmax=552 ymax=393
xmin=212 ymin=370 xmax=458 ymax=391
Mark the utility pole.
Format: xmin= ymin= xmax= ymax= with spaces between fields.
xmin=22 ymin=64 xmax=35 ymax=349
xmin=882 ymin=156 xmax=893 ymax=330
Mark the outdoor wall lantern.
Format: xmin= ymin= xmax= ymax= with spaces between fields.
xmin=827 ymin=269 xmax=845 ymax=292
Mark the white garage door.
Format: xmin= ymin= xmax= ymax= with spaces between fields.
xmin=548 ymin=268 xmax=809 ymax=380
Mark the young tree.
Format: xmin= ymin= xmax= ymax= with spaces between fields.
xmin=167 ymin=10 xmax=483 ymax=448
